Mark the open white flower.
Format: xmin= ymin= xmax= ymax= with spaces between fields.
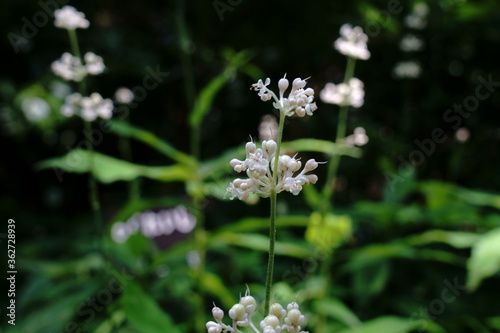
xmin=51 ymin=52 xmax=87 ymax=82
xmin=393 ymin=61 xmax=421 ymax=79
xmin=345 ymin=127 xmax=369 ymax=146
xmin=320 ymin=78 xmax=365 ymax=108
xmin=334 ymin=24 xmax=370 ymax=60
xmin=251 ymin=75 xmax=317 ymax=117
xmin=227 ymin=140 xmax=318 ymax=200
xmin=84 ymin=52 xmax=105 ymax=75
xmin=61 ymin=92 xmax=113 ymax=121
xmin=54 ymin=6 xmax=90 ymax=30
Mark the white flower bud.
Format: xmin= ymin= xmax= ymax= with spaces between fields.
xmin=229 ymin=303 xmax=246 ymax=321
xmin=206 ymin=321 xmax=222 ymax=333
xmin=262 ymin=315 xmax=280 ymax=328
xmin=240 ymin=295 xmax=257 ymax=314
xmin=212 ymin=306 xmax=224 ymax=321
xmin=287 ymin=302 xmax=299 ymax=311
xmin=286 ymin=309 xmax=304 ymax=326
xmin=278 ymin=76 xmax=289 ymax=93
xmin=304 ymin=159 xmax=318 ymax=172
xmin=269 ymin=303 xmax=286 ymax=320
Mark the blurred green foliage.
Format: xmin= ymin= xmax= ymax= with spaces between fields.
xmin=1 ymin=0 xmax=500 ymax=332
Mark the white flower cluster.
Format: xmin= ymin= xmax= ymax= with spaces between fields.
xmin=320 ymin=78 xmax=364 ymax=108
xmin=399 ymin=34 xmax=424 ymax=52
xmin=54 ymin=6 xmax=90 ymax=30
xmin=251 ymin=75 xmax=317 ymax=117
xmin=345 ymin=127 xmax=369 ymax=146
xmin=51 ymin=52 xmax=105 ymax=82
xmin=207 ymin=291 xmax=308 ymax=333
xmin=404 ymin=3 xmax=429 ymax=30
xmin=114 ymin=87 xmax=135 ymax=104
xmin=111 ymin=206 xmax=196 ymax=244
xmin=334 ymin=24 xmax=371 ymax=60
xmin=393 ymin=61 xmax=422 ymax=79
xmin=227 ymin=140 xmax=318 ymax=200
xmin=61 ymin=92 xmax=113 ymax=121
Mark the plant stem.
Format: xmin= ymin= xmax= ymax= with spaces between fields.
xmin=321 ymin=57 xmax=357 ymax=214
xmin=264 ymin=111 xmax=286 ymax=314
xmin=67 ymin=29 xmax=87 ymax=95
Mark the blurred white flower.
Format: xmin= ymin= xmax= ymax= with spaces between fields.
xmin=80 ymin=93 xmax=113 ymax=121
xmin=227 ymin=140 xmax=319 ymax=200
xmin=334 ymin=24 xmax=370 ymax=60
xmin=251 ymin=75 xmax=317 ymax=117
xmin=320 ymin=78 xmax=365 ymax=108
xmin=21 ymin=97 xmax=50 ymax=122
xmin=114 ymin=87 xmax=134 ymax=104
xmin=400 ymin=34 xmax=424 ymax=52
xmin=455 ymin=127 xmax=470 ymax=143
xmin=393 ymin=61 xmax=422 ymax=79
xmin=61 ymin=92 xmax=113 ymax=121
xmin=404 ymin=3 xmax=429 ymax=29
xmin=258 ymin=115 xmax=278 ymax=141
xmin=111 ymin=206 xmax=196 ymax=244
xmin=345 ymin=127 xmax=369 ymax=146
xmin=84 ymin=52 xmax=105 ymax=75
xmin=51 ymin=52 xmax=87 ymax=82
xmin=54 ymin=6 xmax=90 ymax=30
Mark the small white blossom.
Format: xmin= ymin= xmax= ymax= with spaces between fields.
xmin=51 ymin=52 xmax=87 ymax=82
xmin=60 ymin=92 xmax=113 ymax=121
xmin=345 ymin=127 xmax=369 ymax=146
xmin=227 ymin=140 xmax=318 ymax=200
xmin=52 ymin=52 xmax=105 ymax=81
xmin=54 ymin=6 xmax=90 ymax=30
xmin=251 ymin=75 xmax=317 ymax=117
xmin=334 ymin=24 xmax=370 ymax=60
xmin=84 ymin=52 xmax=105 ymax=75
xmin=114 ymin=87 xmax=135 ymax=104
xmin=320 ymin=77 xmax=365 ymax=108
xmin=207 ymin=291 xmax=309 ymax=333
xmin=404 ymin=3 xmax=429 ymax=29
xmin=393 ymin=61 xmax=422 ymax=79
xmin=80 ymin=93 xmax=113 ymax=121
xmin=399 ymin=34 xmax=424 ymax=52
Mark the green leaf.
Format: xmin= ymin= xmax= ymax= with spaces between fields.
xmin=283 ymin=138 xmax=362 ymax=158
xmin=210 ymin=232 xmax=314 ymax=258
xmin=36 ymin=149 xmax=193 ymax=183
xmin=108 ymin=119 xmax=195 ymax=166
xmin=314 ymin=298 xmax=361 ymax=328
xmin=121 ymin=281 xmax=182 ymax=333
xmin=467 ymin=227 xmax=500 ymax=291
xmin=189 ymin=50 xmax=251 ymax=128
xmin=305 ymin=212 xmax=352 ymax=253
xmin=218 ymin=215 xmax=309 ymax=233
xmin=336 ymin=316 xmax=424 ymax=333
xmin=405 ymin=230 xmax=480 ymax=249
xmin=200 ymin=271 xmax=237 ymax=309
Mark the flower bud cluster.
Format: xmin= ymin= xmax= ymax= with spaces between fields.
xmin=345 ymin=127 xmax=369 ymax=146
xmin=334 ymin=24 xmax=370 ymax=60
xmin=61 ymin=92 xmax=113 ymax=121
xmin=207 ymin=292 xmax=308 ymax=333
xmin=251 ymin=75 xmax=317 ymax=117
xmin=54 ymin=6 xmax=90 ymax=30
xmin=52 ymin=52 xmax=105 ymax=82
xmin=226 ymin=140 xmax=318 ymax=200
xmin=320 ymin=78 xmax=364 ymax=108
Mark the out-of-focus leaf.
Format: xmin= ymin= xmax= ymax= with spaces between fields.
xmin=199 ymin=145 xmax=245 ymax=178
xmin=467 ymin=228 xmax=500 ymax=291
xmin=405 ymin=230 xmax=480 ymax=249
xmin=458 ymin=188 xmax=500 ymax=210
xmin=302 ymin=184 xmax=321 ymax=209
xmin=306 ymin=212 xmax=352 ymax=253
xmin=336 ymin=316 xmax=432 ymax=333
xmin=121 ymin=281 xmax=181 ymax=333
xmin=218 ymin=215 xmax=309 ymax=233
xmin=200 ymin=271 xmax=237 ymax=309
xmin=189 ymin=50 xmax=251 ymax=128
xmin=36 ymin=149 xmax=193 ymax=183
xmin=94 ymin=311 xmax=126 ymax=333
xmin=108 ymin=119 xmax=195 ymax=166
xmin=283 ymin=139 xmax=362 ymax=158
xmin=314 ymin=298 xmax=361 ymax=328
xmin=354 ymin=260 xmax=390 ymax=304
xmin=210 ymin=233 xmax=314 ymax=258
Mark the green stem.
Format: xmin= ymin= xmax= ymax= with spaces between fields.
xmin=67 ymin=29 xmax=87 ymax=95
xmin=321 ymin=57 xmax=357 ymax=214
xmin=264 ymin=111 xmax=286 ymax=314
